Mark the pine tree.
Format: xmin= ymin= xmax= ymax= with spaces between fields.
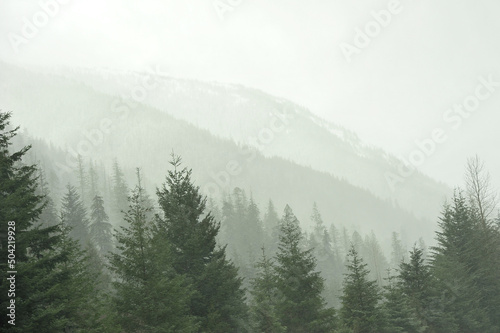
xmin=156 ymin=154 xmax=248 ymax=332
xmin=110 ymin=182 xmax=198 ymax=332
xmin=274 ymin=205 xmax=335 ymax=332
xmin=381 ymin=271 xmax=422 ymax=333
xmin=390 ymin=232 xmax=407 ymax=269
xmin=363 ymin=231 xmax=389 ymax=286
xmin=60 ymin=184 xmax=91 ymax=247
xmin=238 ymin=194 xmax=265 ymax=285
xmin=400 ymin=246 xmax=451 ymax=332
xmin=250 ymin=248 xmax=286 ymax=333
xmin=90 ymin=194 xmax=114 ymax=256
xmin=340 ymin=246 xmax=383 ymax=333
xmin=263 ymin=199 xmax=281 ymax=256
xmin=308 ymin=203 xmax=341 ymax=308
xmin=88 ymin=161 xmax=99 ymax=203
xmin=0 ymin=112 xmax=115 ymax=332
xmin=431 ymin=192 xmax=500 ymax=332
xmin=76 ymin=154 xmax=89 ymax=206
xmin=111 ymin=159 xmax=129 ymax=226
xmin=37 ymin=167 xmax=59 ymax=228
xmin=134 ymin=167 xmax=155 ymax=219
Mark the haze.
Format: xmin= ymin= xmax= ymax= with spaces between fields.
xmin=1 ymin=0 xmax=499 ymax=188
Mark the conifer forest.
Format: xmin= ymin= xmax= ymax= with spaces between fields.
xmin=1 ymin=1 xmax=500 ymax=332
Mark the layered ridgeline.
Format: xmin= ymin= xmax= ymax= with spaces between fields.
xmin=52 ymin=64 xmax=451 ymax=221
xmin=0 ymin=62 xmax=444 ymax=243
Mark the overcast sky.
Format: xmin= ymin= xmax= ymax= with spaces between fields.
xmin=1 ymin=0 xmax=500 ymax=189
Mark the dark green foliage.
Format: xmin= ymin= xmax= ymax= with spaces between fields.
xmin=90 ymin=195 xmax=114 ymax=255
xmin=340 ymin=246 xmax=383 ymax=333
xmin=0 ymin=112 xmax=115 ymax=332
xmin=110 ymin=183 xmax=198 ymax=332
xmin=274 ymin=205 xmax=336 ymax=332
xmin=3 ymin=110 xmax=500 ymax=333
xmin=156 ymin=155 xmax=248 ymax=332
xmin=431 ymin=192 xmax=500 ymax=332
xmin=250 ymin=249 xmax=286 ymax=333
xmin=381 ymin=272 xmax=422 ymax=333
xmin=60 ymin=184 xmax=91 ymax=247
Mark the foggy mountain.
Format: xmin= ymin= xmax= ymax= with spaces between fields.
xmin=1 ymin=61 xmax=445 ymax=244
xmin=57 ymin=64 xmax=451 ymax=219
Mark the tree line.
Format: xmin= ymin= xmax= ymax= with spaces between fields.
xmin=1 ymin=111 xmax=499 ymax=332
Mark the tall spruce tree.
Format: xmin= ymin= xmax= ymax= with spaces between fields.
xmin=111 ymin=159 xmax=129 ymax=226
xmin=60 ymin=184 xmax=91 ymax=247
xmin=381 ymin=271 xmax=422 ymax=333
xmin=400 ymin=246 xmax=452 ymax=332
xmin=90 ymin=194 xmax=114 ymax=256
xmin=250 ymin=248 xmax=286 ymax=333
xmin=110 ymin=182 xmax=198 ymax=332
xmin=340 ymin=246 xmax=384 ymax=333
xmin=263 ymin=199 xmax=281 ymax=256
xmin=390 ymin=232 xmax=407 ymax=269
xmin=156 ymin=155 xmax=248 ymax=332
xmin=274 ymin=205 xmax=335 ymax=332
xmin=431 ymin=192 xmax=500 ymax=332
xmin=0 ymin=112 xmax=115 ymax=332
xmin=36 ymin=167 xmax=59 ymax=228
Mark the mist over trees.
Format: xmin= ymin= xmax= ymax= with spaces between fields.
xmin=1 ymin=111 xmax=500 ymax=332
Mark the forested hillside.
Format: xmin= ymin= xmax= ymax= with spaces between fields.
xmin=2 ymin=112 xmax=499 ymax=332
xmin=0 ymin=62 xmax=444 ymax=246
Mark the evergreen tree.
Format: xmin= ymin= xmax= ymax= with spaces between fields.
xmin=88 ymin=161 xmax=99 ymax=203
xmin=274 ymin=205 xmax=335 ymax=332
xmin=90 ymin=194 xmax=114 ymax=256
xmin=60 ymin=184 xmax=91 ymax=247
xmin=263 ymin=199 xmax=281 ymax=256
xmin=390 ymin=232 xmax=407 ymax=269
xmin=363 ymin=231 xmax=389 ymax=286
xmin=381 ymin=271 xmax=422 ymax=333
xmin=0 ymin=112 xmax=115 ymax=332
xmin=37 ymin=167 xmax=59 ymax=228
xmin=308 ymin=203 xmax=342 ymax=308
xmin=250 ymin=248 xmax=286 ymax=333
xmin=110 ymin=182 xmax=198 ymax=332
xmin=340 ymin=246 xmax=383 ymax=333
xmin=134 ymin=167 xmax=155 ymax=219
xmin=329 ymin=223 xmax=343 ymax=262
xmin=111 ymin=159 xmax=129 ymax=226
xmin=400 ymin=246 xmax=451 ymax=332
xmin=431 ymin=192 xmax=500 ymax=332
xmin=156 ymin=155 xmax=248 ymax=332
xmin=76 ymin=154 xmax=89 ymax=206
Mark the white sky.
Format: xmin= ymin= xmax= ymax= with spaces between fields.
xmin=1 ymin=0 xmax=500 ymax=189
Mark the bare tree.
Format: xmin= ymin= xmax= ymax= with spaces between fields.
xmin=465 ymin=155 xmax=498 ymax=227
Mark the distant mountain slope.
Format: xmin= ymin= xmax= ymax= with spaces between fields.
xmin=0 ymin=62 xmax=436 ymax=245
xmin=48 ymin=66 xmax=451 ymax=221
